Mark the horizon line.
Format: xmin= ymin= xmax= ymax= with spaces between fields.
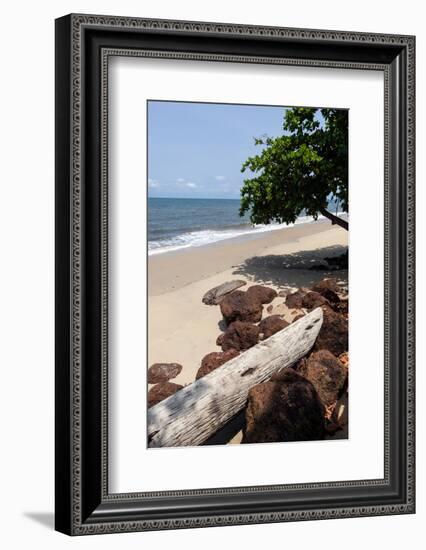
xmin=148 ymin=196 xmax=241 ymax=201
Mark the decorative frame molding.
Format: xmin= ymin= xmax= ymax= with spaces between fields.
xmin=55 ymin=14 xmax=415 ymax=535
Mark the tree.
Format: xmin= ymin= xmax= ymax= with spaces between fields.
xmin=239 ymin=107 xmax=348 ymax=231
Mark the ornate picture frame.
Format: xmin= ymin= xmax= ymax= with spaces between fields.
xmin=55 ymin=14 xmax=415 ymax=535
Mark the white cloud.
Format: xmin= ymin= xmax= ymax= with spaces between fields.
xmin=176 ymin=177 xmax=185 ymax=183
xmin=186 ymin=182 xmax=197 ymax=188
xmin=148 ymin=178 xmax=160 ymax=188
xmin=214 ymin=175 xmax=226 ymax=181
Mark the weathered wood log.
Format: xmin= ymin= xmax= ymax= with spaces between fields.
xmin=202 ymin=279 xmax=246 ymax=305
xmin=147 ymin=307 xmax=323 ymax=447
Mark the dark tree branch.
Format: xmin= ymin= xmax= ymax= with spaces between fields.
xmin=319 ymin=207 xmax=349 ymax=231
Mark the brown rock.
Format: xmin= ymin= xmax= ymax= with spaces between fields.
xmin=147 ymin=362 xmax=183 ymax=384
xmin=202 ymin=280 xmax=247 ymax=305
xmin=259 ymin=315 xmax=289 ymax=340
xmin=148 ymin=382 xmax=183 ymax=408
xmin=338 ymin=352 xmax=349 ymax=369
xmin=243 ymin=369 xmax=325 ymax=443
xmin=220 ymin=290 xmax=263 ymax=324
xmin=332 ymin=298 xmax=349 ymax=316
xmin=319 ymin=288 xmax=341 ymax=304
xmin=302 ymin=291 xmax=329 ymax=310
xmin=216 ymin=333 xmax=224 ymax=347
xmin=314 ymin=307 xmax=348 ymax=356
xmin=292 ymin=312 xmax=306 ymax=323
xmin=312 ymin=277 xmax=341 ymax=294
xmin=299 ymin=350 xmax=347 ymax=407
xmin=285 ymin=290 xmax=305 ymax=309
xmin=196 ymin=349 xmax=240 ymax=380
xmin=246 ymin=285 xmax=277 ymax=304
xmin=221 ymin=321 xmax=260 ymax=351
xmin=266 ymin=304 xmax=273 ymax=314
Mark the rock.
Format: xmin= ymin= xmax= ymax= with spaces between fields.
xmin=258 ymin=315 xmax=289 ymax=340
xmin=299 ymin=350 xmax=347 ymax=407
xmin=302 ymin=291 xmax=329 ymax=310
xmin=332 ymin=298 xmax=349 ymax=316
xmin=319 ymin=288 xmax=341 ymax=304
xmin=148 ymin=382 xmax=183 ymax=408
xmin=292 ymin=312 xmax=305 ymax=323
xmin=243 ymin=368 xmax=325 ymax=443
xmin=216 ymin=333 xmax=224 ymax=347
xmin=147 ymin=362 xmax=183 ymax=384
xmin=314 ymin=307 xmax=348 ymax=356
xmin=246 ymin=285 xmax=277 ymax=304
xmin=196 ymin=349 xmax=240 ymax=380
xmin=278 ymin=289 xmax=289 ymax=298
xmin=221 ymin=321 xmax=260 ymax=351
xmin=285 ymin=290 xmax=305 ymax=309
xmin=338 ymin=352 xmax=349 ymax=369
xmin=220 ymin=290 xmax=263 ymax=324
xmin=311 ymin=278 xmax=342 ymax=304
xmin=266 ymin=304 xmax=273 ymax=314
xmin=312 ymin=277 xmax=341 ymax=294
xmin=202 ymin=280 xmax=247 ymax=305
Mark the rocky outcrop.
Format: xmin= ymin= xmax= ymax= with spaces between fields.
xmin=285 ymin=289 xmax=305 ymax=309
xmin=147 ymin=362 xmax=183 ymax=384
xmin=332 ymin=297 xmax=349 ymax=316
xmin=220 ymin=290 xmax=263 ymax=324
xmin=221 ymin=321 xmax=260 ymax=351
xmin=312 ymin=277 xmax=341 ymax=294
xmin=314 ymin=306 xmax=348 ymax=356
xmin=216 ymin=333 xmax=224 ymax=347
xmin=298 ymin=350 xmax=347 ymax=407
xmin=246 ymin=285 xmax=277 ymax=304
xmin=202 ymin=280 xmax=247 ymax=305
xmin=259 ymin=315 xmax=289 ymax=340
xmin=243 ymin=369 xmax=325 ymax=443
xmin=196 ymin=349 xmax=240 ymax=380
xmin=148 ymin=382 xmax=183 ymax=408
xmin=302 ymin=291 xmax=329 ymax=310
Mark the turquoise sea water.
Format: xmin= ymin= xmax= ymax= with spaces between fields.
xmin=148 ymin=197 xmax=343 ymax=255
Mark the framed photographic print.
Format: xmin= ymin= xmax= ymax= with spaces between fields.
xmin=55 ymin=14 xmax=415 ymax=535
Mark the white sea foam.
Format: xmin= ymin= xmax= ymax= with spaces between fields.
xmin=148 ymin=213 xmax=347 ymax=256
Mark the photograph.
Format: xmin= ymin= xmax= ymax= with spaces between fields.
xmin=146 ymin=100 xmax=349 ymax=447
xmin=52 ymin=11 xmax=415 ymax=537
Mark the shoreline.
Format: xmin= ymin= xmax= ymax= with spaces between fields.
xmin=148 ymin=218 xmax=347 ymax=296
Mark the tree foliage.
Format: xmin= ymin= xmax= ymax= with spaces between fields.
xmin=240 ymin=107 xmax=348 ymax=230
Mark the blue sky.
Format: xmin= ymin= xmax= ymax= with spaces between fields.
xmin=147 ymin=101 xmax=289 ymax=200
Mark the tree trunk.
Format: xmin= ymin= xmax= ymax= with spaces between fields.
xmin=147 ymin=308 xmax=323 ymax=448
xmin=319 ymin=207 xmax=349 ymax=231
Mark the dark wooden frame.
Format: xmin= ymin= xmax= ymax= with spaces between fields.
xmin=55 ymin=13 xmax=415 ymax=535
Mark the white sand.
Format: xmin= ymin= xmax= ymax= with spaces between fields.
xmin=148 ymin=220 xmax=348 ymax=388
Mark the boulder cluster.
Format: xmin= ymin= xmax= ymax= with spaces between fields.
xmin=148 ymin=277 xmax=349 ymax=444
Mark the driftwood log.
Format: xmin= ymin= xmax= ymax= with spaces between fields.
xmin=202 ymin=280 xmax=247 ymax=305
xmin=147 ymin=307 xmax=323 ymax=447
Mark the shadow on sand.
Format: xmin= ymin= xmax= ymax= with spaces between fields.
xmin=231 ymin=244 xmax=348 ymax=289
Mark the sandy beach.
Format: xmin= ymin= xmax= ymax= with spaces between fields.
xmin=148 ymin=219 xmax=348 ymax=392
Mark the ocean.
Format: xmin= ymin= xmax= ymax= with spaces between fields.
xmin=148 ymin=197 xmax=343 ymax=255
